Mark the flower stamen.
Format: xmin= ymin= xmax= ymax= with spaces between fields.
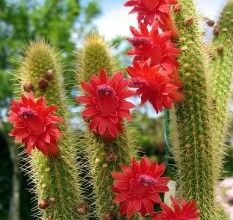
xmin=97 ymin=84 xmax=115 ymax=96
xmin=19 ymin=107 xmax=37 ymax=119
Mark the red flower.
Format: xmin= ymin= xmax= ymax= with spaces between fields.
xmin=124 ymin=0 xmax=177 ymax=34
xmin=8 ymin=93 xmax=63 ymax=157
xmin=112 ymin=156 xmax=169 ymax=218
xmin=128 ymin=22 xmax=180 ymax=72
xmin=127 ymin=61 xmax=183 ymax=113
xmin=76 ymin=69 xmax=135 ymax=139
xmin=153 ymin=197 xmax=200 ymax=220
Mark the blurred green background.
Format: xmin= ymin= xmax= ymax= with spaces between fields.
xmin=0 ymin=0 xmax=232 ymax=220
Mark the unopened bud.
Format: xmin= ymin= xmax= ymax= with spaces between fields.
xmin=105 ymin=151 xmax=118 ymax=163
xmin=38 ymin=79 xmax=48 ymax=90
xmin=38 ymin=199 xmax=49 ymax=210
xmin=217 ymin=46 xmax=224 ymax=55
xmin=173 ymin=3 xmax=182 ymax=13
xmin=76 ymin=203 xmax=89 ymax=215
xmin=206 ymin=19 xmax=215 ymax=27
xmin=184 ymin=16 xmax=194 ymax=26
xmin=102 ymin=212 xmax=115 ymax=220
xmin=213 ymin=25 xmax=220 ymax=37
xmin=23 ymin=82 xmax=34 ymax=93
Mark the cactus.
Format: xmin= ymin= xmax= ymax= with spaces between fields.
xmin=210 ymin=0 xmax=233 ymax=180
xmin=17 ymin=41 xmax=85 ymax=220
xmin=171 ymin=1 xmax=221 ymax=219
xmin=170 ymin=0 xmax=233 ymax=219
xmin=8 ymin=1 xmax=233 ymax=219
xmin=76 ymin=34 xmax=141 ymax=219
xmin=76 ymin=35 xmax=114 ymax=83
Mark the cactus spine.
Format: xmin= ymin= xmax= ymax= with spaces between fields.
xmin=210 ymin=0 xmax=233 ymax=179
xmin=76 ymin=35 xmax=140 ymax=219
xmin=18 ymin=41 xmax=85 ymax=220
xmin=171 ymin=1 xmax=223 ymax=219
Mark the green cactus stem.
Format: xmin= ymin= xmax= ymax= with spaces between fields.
xmin=76 ymin=34 xmax=114 ymax=83
xmin=17 ymin=41 xmax=86 ymax=220
xmin=171 ymin=1 xmax=223 ymax=219
xmin=76 ymin=34 xmax=141 ymax=219
xmin=210 ymin=0 xmax=233 ymax=180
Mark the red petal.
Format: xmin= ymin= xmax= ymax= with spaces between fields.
xmin=134 ymin=197 xmax=142 ymax=212
xmin=114 ymin=193 xmax=128 ymax=203
xmin=99 ymin=69 xmax=108 ymax=83
xmin=142 ymin=198 xmax=154 ymax=214
xmin=98 ymin=119 xmax=108 ymax=135
xmin=127 ymin=201 xmax=136 ymax=218
xmin=44 ymin=134 xmax=51 ymax=143
xmin=81 ymin=82 xmax=95 ymax=95
xmin=140 ymin=156 xmax=151 ymax=172
xmin=82 ymin=108 xmax=97 ymax=117
xmin=119 ymin=101 xmax=135 ymax=110
xmin=118 ymin=110 xmax=132 ymax=121
xmin=76 ymin=96 xmax=92 ymax=104
xmin=47 ymin=143 xmax=59 ymax=157
xmin=108 ymin=122 xmax=119 ymax=138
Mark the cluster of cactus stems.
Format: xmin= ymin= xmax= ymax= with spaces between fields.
xmin=7 ymin=0 xmax=233 ymax=219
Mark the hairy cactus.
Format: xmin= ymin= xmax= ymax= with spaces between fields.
xmin=171 ymin=1 xmax=221 ymax=219
xmin=76 ymin=35 xmax=113 ymax=83
xmin=8 ymin=1 xmax=233 ymax=220
xmin=17 ymin=41 xmax=85 ymax=220
xmin=210 ymin=0 xmax=233 ymax=180
xmin=76 ymin=35 xmax=140 ymax=219
xmin=170 ymin=0 xmax=233 ymax=219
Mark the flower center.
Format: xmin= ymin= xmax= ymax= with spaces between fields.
xmin=19 ymin=107 xmax=37 ymax=119
xmin=96 ymin=84 xmax=117 ymax=116
xmin=137 ymin=174 xmax=157 ymax=186
xmin=141 ymin=0 xmax=159 ymax=11
xmin=97 ymin=84 xmax=115 ymax=96
xmin=19 ymin=107 xmax=45 ymax=135
xmin=129 ymin=77 xmax=146 ymax=88
xmin=128 ymin=37 xmax=150 ymax=47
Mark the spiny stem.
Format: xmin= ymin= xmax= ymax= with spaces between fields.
xmin=18 ymin=41 xmax=85 ymax=220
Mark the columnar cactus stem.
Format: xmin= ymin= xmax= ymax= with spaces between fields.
xmin=18 ymin=41 xmax=85 ymax=220
xmin=172 ymin=1 xmax=222 ymax=219
xmin=210 ymin=0 xmax=233 ymax=179
xmin=76 ymin=35 xmax=140 ymax=219
xmin=77 ymin=35 xmax=113 ymax=83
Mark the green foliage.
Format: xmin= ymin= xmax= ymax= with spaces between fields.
xmin=0 ymin=71 xmax=12 ymax=107
xmin=84 ymin=0 xmax=101 ymax=23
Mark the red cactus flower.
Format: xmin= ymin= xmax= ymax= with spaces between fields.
xmin=124 ymin=0 xmax=177 ymax=35
xmin=127 ymin=61 xmax=183 ymax=113
xmin=112 ymin=156 xmax=169 ymax=218
xmin=153 ymin=197 xmax=200 ymax=220
xmin=8 ymin=93 xmax=63 ymax=157
xmin=128 ymin=22 xmax=180 ymax=71
xmin=76 ymin=69 xmax=135 ymax=139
